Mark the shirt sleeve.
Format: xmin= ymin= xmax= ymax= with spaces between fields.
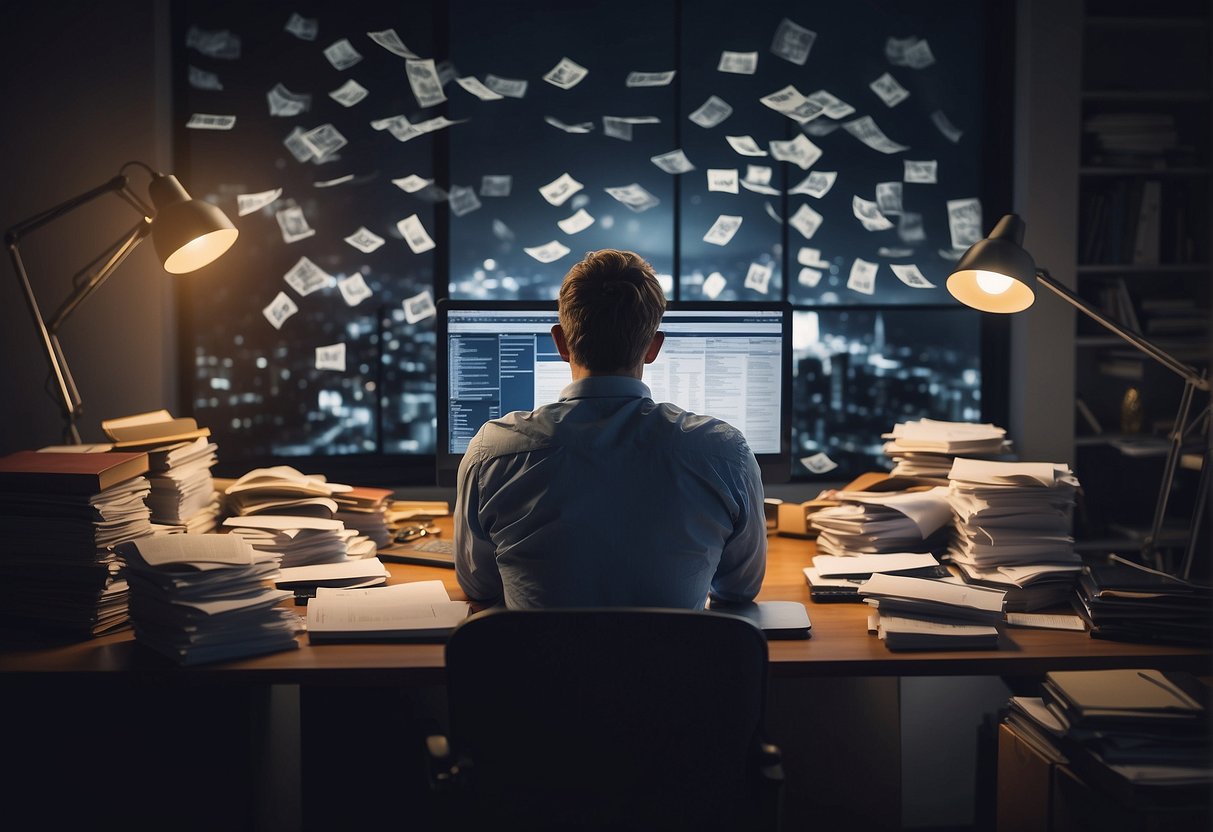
xmin=453 ymin=440 xmax=504 ymax=603
xmin=708 ymin=440 xmax=768 ymax=604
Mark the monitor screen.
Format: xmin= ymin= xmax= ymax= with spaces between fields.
xmin=435 ymin=300 xmax=792 ymax=486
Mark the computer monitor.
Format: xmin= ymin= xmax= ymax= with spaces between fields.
xmin=435 ymin=300 xmax=793 ymax=486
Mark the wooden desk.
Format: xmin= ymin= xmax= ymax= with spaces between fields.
xmin=1 ymin=518 xmax=1208 ymax=682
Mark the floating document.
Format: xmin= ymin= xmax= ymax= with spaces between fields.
xmin=338 ymin=273 xmax=373 ymax=306
xmin=744 ymin=262 xmax=773 ymax=294
xmin=263 ymin=292 xmax=298 ymax=330
xmin=802 ymin=452 xmax=837 ymax=474
xmin=870 ymin=72 xmax=910 ymax=107
xmin=480 ymin=175 xmax=512 ymax=197
xmin=947 ymin=198 xmax=984 ymax=251
xmin=300 ymin=124 xmax=347 ymax=161
xmin=718 ymin=51 xmax=758 ymax=74
xmin=931 ymin=110 xmax=963 ymax=143
xmin=707 ymin=168 xmax=739 ymax=194
xmin=368 ymin=28 xmax=418 ymax=58
xmin=414 ymin=115 xmax=466 ymax=135
xmin=703 ymin=215 xmax=743 ymax=246
xmin=771 ymin=17 xmax=815 ymax=65
xmin=789 ymin=204 xmax=823 ymax=239
xmin=436 ymin=61 xmax=457 ymax=86
xmin=604 ymin=183 xmax=660 ymax=212
xmin=393 ymin=174 xmax=433 ymax=193
xmin=284 ymin=257 xmax=334 ymax=296
xmin=276 ymin=206 xmax=315 ymax=243
xmin=688 ymin=96 xmax=732 ymax=128
xmin=397 ymin=215 xmax=436 ymax=254
xmin=186 ymin=26 xmax=241 ymax=59
xmin=540 ymin=172 xmax=583 ymax=206
xmin=625 ymin=70 xmax=675 ymax=87
xmin=187 ymin=113 xmax=235 ymax=130
xmin=237 ymin=188 xmax=282 ymax=217
xmin=798 ymin=247 xmax=830 ymax=268
xmin=456 ymin=76 xmax=504 ymax=101
xmin=546 ymin=116 xmax=594 ymax=133
xmin=875 ymin=182 xmax=904 ymax=215
xmin=853 ymin=196 xmax=892 ymax=229
xmin=283 ymin=127 xmax=314 ymax=162
xmin=770 ymin=134 xmax=822 ymax=169
xmin=492 ymin=219 xmax=514 ymax=241
xmin=805 ymin=120 xmax=841 ymax=137
xmin=798 ymin=268 xmax=823 ymax=288
xmin=544 ymin=57 xmax=589 ymax=89
xmin=602 ymin=115 xmax=660 ymax=141
xmin=524 ymin=240 xmax=571 ymax=263
xmin=315 ymin=171 xmax=357 ymax=187
xmin=807 ymin=89 xmax=854 ymax=119
xmin=558 ymin=208 xmax=595 ymax=235
xmin=702 ymin=272 xmax=726 ymax=299
xmin=329 ymin=79 xmax=368 ymax=107
xmin=285 ymin=13 xmax=318 ymax=41
xmin=188 ymin=66 xmax=223 ymax=91
xmin=725 ymin=135 xmax=768 ymax=156
xmin=890 ymin=264 xmax=935 ymax=289
xmin=267 ymin=83 xmax=311 ymax=117
xmin=789 ymin=170 xmax=837 ymax=198
xmin=888 ymin=36 xmax=934 ymax=69
xmin=879 ymin=247 xmax=916 ymax=258
xmin=344 ymin=227 xmax=385 ymax=253
xmin=741 ymin=165 xmax=779 ymax=195
xmin=764 ymin=203 xmax=783 ymax=224
xmin=843 ymin=116 xmax=909 ymax=154
xmin=904 ymin=160 xmax=937 ymax=183
xmin=904 ymin=40 xmax=935 ymax=69
xmin=407 ymin=59 xmax=447 ymax=108
xmin=403 ymin=290 xmax=436 ymax=324
xmin=651 ymin=149 xmax=695 ymax=174
xmin=448 ymin=185 xmax=482 ymax=217
xmin=323 ymin=38 xmax=362 ymax=71
xmin=315 ymin=343 xmax=346 ymax=372
xmin=484 ymin=74 xmax=528 ymax=98
xmin=760 ymin=85 xmax=824 ymax=123
xmin=847 ymin=258 xmax=878 ymax=295
xmin=898 ymin=212 xmax=926 ymax=243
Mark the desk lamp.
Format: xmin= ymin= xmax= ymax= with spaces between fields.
xmin=946 ymin=213 xmax=1210 ymax=579
xmin=5 ymin=161 xmax=238 ymax=444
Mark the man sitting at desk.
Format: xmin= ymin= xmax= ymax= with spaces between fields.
xmin=454 ymin=248 xmax=767 ymax=609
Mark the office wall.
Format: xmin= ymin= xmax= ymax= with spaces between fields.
xmin=0 ymin=1 xmax=174 ymax=453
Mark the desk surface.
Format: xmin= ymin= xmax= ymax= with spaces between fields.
xmin=1 ymin=518 xmax=1209 ymax=683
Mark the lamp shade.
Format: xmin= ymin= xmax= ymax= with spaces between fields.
xmin=946 ymin=214 xmax=1038 ymax=313
xmin=147 ymin=174 xmax=238 ymax=274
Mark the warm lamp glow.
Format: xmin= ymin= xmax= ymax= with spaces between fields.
xmin=162 ymin=227 xmax=239 ymax=274
xmin=974 ymin=270 xmax=1014 ymax=295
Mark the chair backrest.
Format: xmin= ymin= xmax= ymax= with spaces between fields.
xmin=443 ymin=607 xmax=773 ymax=831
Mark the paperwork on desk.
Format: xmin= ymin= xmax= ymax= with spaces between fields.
xmin=275 ymin=558 xmax=390 ymax=591
xmin=224 ymin=515 xmax=376 ymax=567
xmin=118 ymin=533 xmax=299 ymax=665
xmin=883 ymin=418 xmax=1012 ymax=478
xmin=860 ymin=571 xmax=1006 ymax=651
xmin=810 ymin=486 xmax=952 ymax=556
xmin=305 ymin=579 xmax=469 ymax=642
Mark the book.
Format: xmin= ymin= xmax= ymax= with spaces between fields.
xmin=0 ymin=449 xmax=149 ymax=494
xmin=305 ymin=581 xmax=470 ymax=642
xmin=101 ymin=409 xmax=210 ymax=448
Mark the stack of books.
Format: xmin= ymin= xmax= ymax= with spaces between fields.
xmin=858 ymin=572 xmax=1005 ymax=650
xmin=118 ymin=532 xmax=300 ymax=665
xmin=945 ymin=458 xmax=1083 ymax=612
xmin=1029 ymin=669 xmax=1211 ymax=805
xmin=808 ymin=486 xmax=953 ymax=556
xmin=334 ymin=486 xmax=395 ymax=550
xmin=882 ymin=418 xmax=1012 ymax=479
xmin=223 ymin=466 xmax=347 ymax=519
xmin=102 ymin=410 xmax=221 ymax=534
xmin=0 ymin=450 xmax=153 ymax=640
xmin=1074 ymin=557 xmax=1212 ymax=646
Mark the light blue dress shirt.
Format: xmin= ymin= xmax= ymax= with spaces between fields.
xmin=454 ymin=376 xmax=767 ymax=609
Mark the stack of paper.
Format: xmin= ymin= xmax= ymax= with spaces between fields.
xmin=883 ymin=418 xmax=1012 ymax=478
xmin=0 ymin=450 xmax=153 ymax=639
xmin=809 ymin=486 xmax=953 ymax=556
xmin=945 ymin=458 xmax=1082 ymax=609
xmin=859 ymin=572 xmax=1005 ymax=651
xmin=305 ymin=579 xmax=470 ymax=643
xmin=102 ymin=411 xmax=221 ymax=533
xmin=803 ymin=552 xmax=949 ymax=602
xmin=118 ymin=533 xmax=299 ymax=665
xmin=1074 ymin=558 xmax=1212 ymax=645
xmin=334 ymin=486 xmax=394 ymax=549
xmin=223 ymin=515 xmax=376 ymax=568
xmin=223 ymin=466 xmax=351 ymax=519
xmin=275 ymin=558 xmax=390 ymax=595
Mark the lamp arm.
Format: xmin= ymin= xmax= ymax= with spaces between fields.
xmin=47 ymin=219 xmax=153 ymax=332
xmin=4 ymin=175 xmax=132 ymax=245
xmin=1035 ymin=268 xmax=1210 ymax=391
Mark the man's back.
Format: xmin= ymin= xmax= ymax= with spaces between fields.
xmin=454 ymin=376 xmax=767 ymax=609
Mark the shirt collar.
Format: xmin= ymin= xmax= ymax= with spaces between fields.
xmin=558 ymin=376 xmax=652 ymax=401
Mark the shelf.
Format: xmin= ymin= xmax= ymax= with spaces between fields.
xmin=1079 ymin=167 xmax=1210 ymax=176
xmin=1076 ymin=263 xmax=1210 ymax=274
xmin=1082 ymin=90 xmax=1211 ymax=102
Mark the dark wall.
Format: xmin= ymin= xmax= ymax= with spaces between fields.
xmin=0 ymin=1 xmax=173 ymax=453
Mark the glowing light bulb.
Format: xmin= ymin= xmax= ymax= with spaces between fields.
xmin=975 ymin=270 xmax=1014 ymax=295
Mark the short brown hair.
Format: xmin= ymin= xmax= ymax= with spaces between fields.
xmin=558 ymin=249 xmax=666 ymax=373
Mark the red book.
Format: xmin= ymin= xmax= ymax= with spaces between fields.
xmin=0 ymin=450 xmax=149 ymax=494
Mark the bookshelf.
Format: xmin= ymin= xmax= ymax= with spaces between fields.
xmin=1072 ymin=0 xmax=1212 ymax=553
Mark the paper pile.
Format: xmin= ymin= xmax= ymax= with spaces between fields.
xmin=859 ymin=571 xmax=1004 ymax=650
xmin=882 ymin=418 xmax=1012 ymax=478
xmin=809 ymin=486 xmax=952 ymax=556
xmin=305 ymin=579 xmax=469 ymax=642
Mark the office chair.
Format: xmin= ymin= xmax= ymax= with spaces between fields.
xmin=425 ymin=607 xmax=784 ymax=832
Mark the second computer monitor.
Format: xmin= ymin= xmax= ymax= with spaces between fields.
xmin=436 ymin=300 xmax=792 ymax=485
